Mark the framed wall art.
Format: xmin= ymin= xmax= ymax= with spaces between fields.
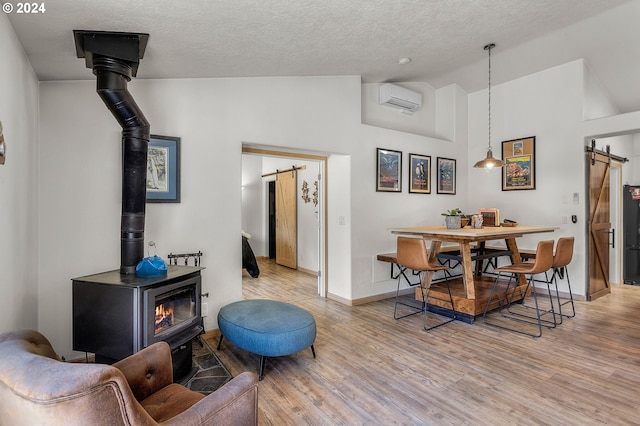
xmin=376 ymin=148 xmax=402 ymax=192
xmin=409 ymin=153 xmax=431 ymax=194
xmin=436 ymin=157 xmax=456 ymax=195
xmin=146 ymin=134 xmax=181 ymax=203
xmin=502 ymin=136 xmax=535 ymax=191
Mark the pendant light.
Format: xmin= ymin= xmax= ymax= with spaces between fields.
xmin=473 ymin=43 xmax=505 ymax=172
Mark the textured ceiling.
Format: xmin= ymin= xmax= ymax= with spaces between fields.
xmin=6 ymin=0 xmax=640 ymax=112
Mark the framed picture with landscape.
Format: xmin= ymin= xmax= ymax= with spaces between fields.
xmin=376 ymin=148 xmax=402 ymax=192
xmin=409 ymin=153 xmax=431 ymax=194
xmin=146 ymin=134 xmax=181 ymax=203
xmin=436 ymin=157 xmax=456 ymax=195
xmin=502 ymin=136 xmax=536 ymax=191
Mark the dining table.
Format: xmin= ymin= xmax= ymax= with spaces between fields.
xmin=389 ymin=225 xmax=558 ymax=320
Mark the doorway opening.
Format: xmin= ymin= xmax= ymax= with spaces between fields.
xmin=242 ymin=146 xmax=327 ymax=297
xmin=584 ymin=137 xmax=632 ymax=300
xmin=610 ymin=162 xmax=622 ymax=285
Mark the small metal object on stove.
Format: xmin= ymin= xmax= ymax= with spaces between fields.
xmin=147 ymin=241 xmax=156 ymax=257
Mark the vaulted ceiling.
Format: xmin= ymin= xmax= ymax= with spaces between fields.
xmin=6 ymin=0 xmax=640 ymax=112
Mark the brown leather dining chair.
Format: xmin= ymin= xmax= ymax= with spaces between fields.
xmin=482 ymin=239 xmax=555 ymax=338
xmin=394 ymin=236 xmax=457 ymax=331
xmin=548 ymin=237 xmax=575 ymax=322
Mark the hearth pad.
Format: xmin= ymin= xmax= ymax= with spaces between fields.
xmin=185 ymin=338 xmax=233 ymax=395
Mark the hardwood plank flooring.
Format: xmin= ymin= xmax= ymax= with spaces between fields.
xmin=204 ymin=259 xmax=640 ymax=425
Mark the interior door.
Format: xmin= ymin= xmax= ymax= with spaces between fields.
xmin=275 ymin=170 xmax=297 ymax=269
xmin=587 ymin=151 xmax=611 ymax=301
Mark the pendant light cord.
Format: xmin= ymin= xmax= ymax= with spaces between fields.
xmin=473 ymin=43 xmax=504 ymax=171
xmin=485 ymin=43 xmax=495 ymax=152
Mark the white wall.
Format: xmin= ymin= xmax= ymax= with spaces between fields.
xmin=294 ymin=161 xmax=321 ymax=272
xmin=468 ymin=60 xmax=587 ymax=296
xmin=241 ymin=154 xmax=263 ymax=251
xmin=353 ymin=127 xmax=470 ymax=300
xmin=38 ymin=74 xmax=470 ymax=357
xmin=436 ymin=84 xmax=468 ymax=142
xmin=583 ymin=61 xmax=620 ymax=120
xmin=32 ymin=49 xmax=638 ymax=357
xmin=634 ymin=135 xmax=640 ymax=183
xmin=467 ymin=59 xmax=640 ymax=297
xmin=0 ymin=14 xmax=39 ymax=334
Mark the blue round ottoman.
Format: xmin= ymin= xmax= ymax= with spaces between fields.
xmin=217 ymin=299 xmax=316 ymax=380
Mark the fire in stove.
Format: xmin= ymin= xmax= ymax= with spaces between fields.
xmin=155 ymin=303 xmax=175 ymax=334
xmin=152 ymin=287 xmax=197 ymax=338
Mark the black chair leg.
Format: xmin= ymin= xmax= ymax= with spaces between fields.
xmin=483 ymin=273 xmax=546 ymax=338
xmin=545 ymin=270 xmax=564 ymax=325
xmin=216 ymin=334 xmax=224 ymax=350
xmin=394 ymin=268 xmax=424 ymax=320
xmin=310 ymin=344 xmax=316 ymax=358
xmin=504 ymin=273 xmax=558 ymax=329
xmin=553 ymin=268 xmax=576 ymax=319
xmin=259 ymin=355 xmax=266 ymax=381
xmin=423 ymin=271 xmax=457 ymax=331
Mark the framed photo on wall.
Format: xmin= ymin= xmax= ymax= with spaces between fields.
xmin=376 ymin=148 xmax=402 ymax=192
xmin=409 ymin=153 xmax=431 ymax=194
xmin=436 ymin=157 xmax=456 ymax=194
xmin=146 ymin=134 xmax=181 ymax=203
xmin=502 ymin=136 xmax=536 ymax=191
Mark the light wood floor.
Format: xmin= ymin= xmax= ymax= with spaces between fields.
xmin=204 ymin=259 xmax=640 ymax=425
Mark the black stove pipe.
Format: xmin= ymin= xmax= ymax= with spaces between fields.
xmin=95 ymin=58 xmax=150 ymax=274
xmin=74 ymin=31 xmax=150 ymax=274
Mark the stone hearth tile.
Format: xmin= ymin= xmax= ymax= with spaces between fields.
xmin=186 ymin=338 xmax=233 ymax=395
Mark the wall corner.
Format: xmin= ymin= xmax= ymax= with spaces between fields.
xmin=435 ymin=84 xmax=468 ymax=143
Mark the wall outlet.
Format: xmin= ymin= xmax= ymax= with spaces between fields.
xmin=201 ymin=302 xmax=208 ymax=316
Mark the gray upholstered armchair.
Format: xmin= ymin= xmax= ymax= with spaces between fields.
xmin=0 ymin=329 xmax=258 ymax=425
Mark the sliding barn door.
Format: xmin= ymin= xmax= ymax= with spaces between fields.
xmin=276 ymin=170 xmax=297 ymax=269
xmin=587 ymin=151 xmax=612 ymax=301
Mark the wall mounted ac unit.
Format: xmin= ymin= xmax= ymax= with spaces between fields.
xmin=378 ymin=83 xmax=422 ymax=114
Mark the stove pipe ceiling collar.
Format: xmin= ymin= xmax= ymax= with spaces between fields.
xmin=73 ymin=30 xmax=151 ymax=274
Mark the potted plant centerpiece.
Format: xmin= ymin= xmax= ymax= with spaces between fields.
xmin=441 ymin=208 xmax=467 ymax=229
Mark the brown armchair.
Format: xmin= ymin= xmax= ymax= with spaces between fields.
xmin=0 ymin=330 xmax=258 ymax=425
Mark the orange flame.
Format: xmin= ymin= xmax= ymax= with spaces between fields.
xmin=155 ymin=303 xmax=174 ymax=334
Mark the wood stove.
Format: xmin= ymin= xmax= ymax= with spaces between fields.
xmin=72 ymin=265 xmax=203 ymax=382
xmin=70 ymin=31 xmax=205 ymax=382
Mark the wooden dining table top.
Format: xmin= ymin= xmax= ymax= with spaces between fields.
xmin=390 ymin=225 xmax=558 ymax=242
xmin=390 ymin=225 xmax=559 ymax=301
